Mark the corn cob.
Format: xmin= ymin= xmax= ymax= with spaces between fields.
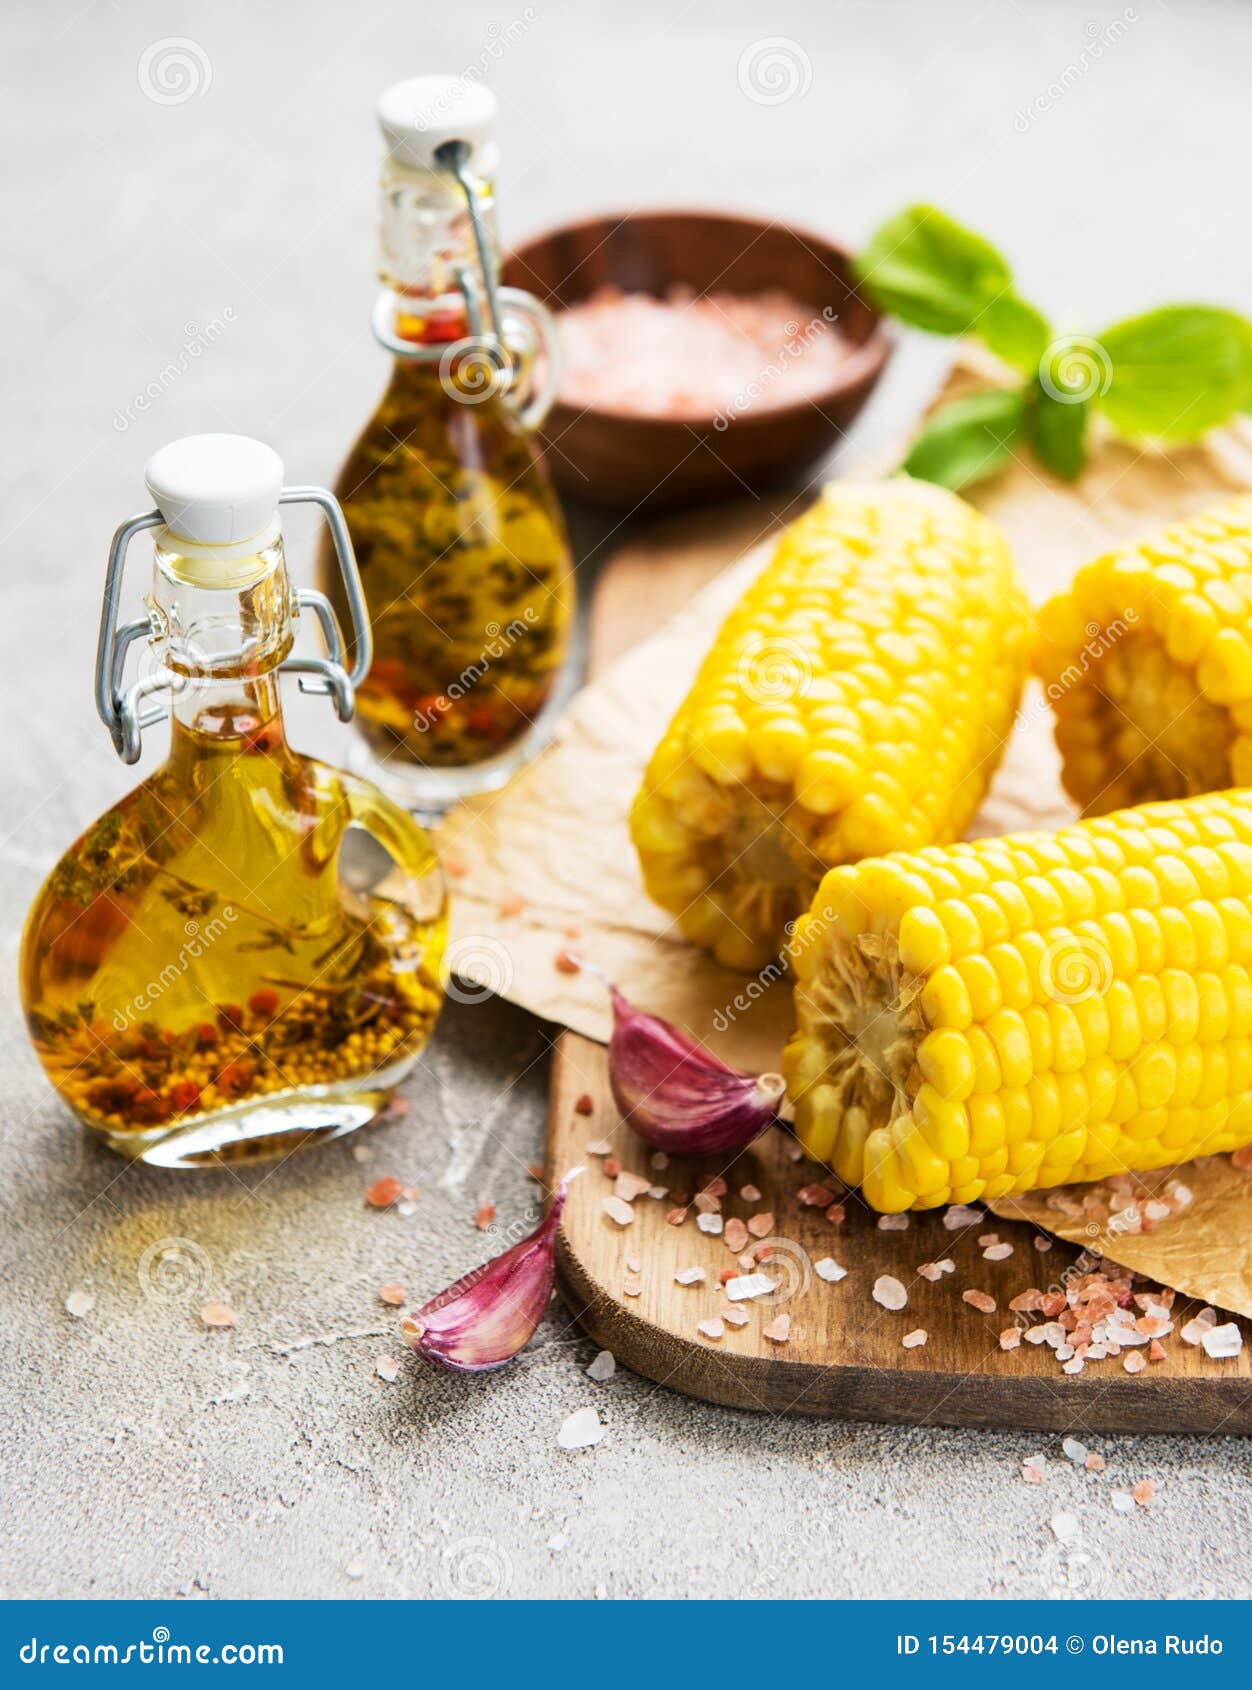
xmin=1037 ymin=494 xmax=1252 ymax=814
xmin=629 ymin=480 xmax=1032 ymax=970
xmin=783 ymin=788 xmax=1252 ymax=1212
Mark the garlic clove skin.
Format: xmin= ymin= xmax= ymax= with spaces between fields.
xmin=607 ymin=983 xmax=784 ymax=1155
xmin=402 ymin=1174 xmax=576 ymax=1372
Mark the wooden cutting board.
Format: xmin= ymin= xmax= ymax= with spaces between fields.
xmin=545 ymin=503 xmax=1252 ymax=1433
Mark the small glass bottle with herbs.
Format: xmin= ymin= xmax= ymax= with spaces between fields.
xmin=325 ymin=75 xmax=575 ymax=810
xmin=21 ymin=434 xmax=447 ymax=1167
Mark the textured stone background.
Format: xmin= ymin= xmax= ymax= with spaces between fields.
xmin=3 ymin=0 xmax=1251 ymax=1600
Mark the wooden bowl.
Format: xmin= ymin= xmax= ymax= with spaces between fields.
xmin=502 ymin=209 xmax=894 ymax=513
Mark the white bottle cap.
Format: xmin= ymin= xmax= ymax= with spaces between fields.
xmin=377 ymin=76 xmax=498 ymax=173
xmin=144 ymin=434 xmax=284 ymax=549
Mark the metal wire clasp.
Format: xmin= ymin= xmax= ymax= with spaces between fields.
xmin=95 ymin=487 xmax=373 ymax=765
xmin=370 ymin=138 xmax=562 ymax=433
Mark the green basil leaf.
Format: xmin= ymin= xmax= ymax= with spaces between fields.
xmin=855 ymin=204 xmax=1014 ymax=336
xmin=901 ymin=388 xmax=1024 ymax=491
xmin=978 ymin=292 xmax=1051 ymax=376
xmin=1027 ymin=382 xmax=1088 ymax=482
xmin=1096 ymin=305 xmax=1252 ymax=440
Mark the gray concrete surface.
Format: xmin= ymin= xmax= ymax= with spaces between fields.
xmin=3 ymin=0 xmax=1252 ymax=1600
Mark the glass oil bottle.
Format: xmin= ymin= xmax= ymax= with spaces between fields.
xmin=325 ymin=76 xmax=575 ymax=810
xmin=20 ymin=434 xmax=447 ymax=1167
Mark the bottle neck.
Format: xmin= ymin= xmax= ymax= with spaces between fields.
xmin=378 ymin=158 xmax=499 ymax=344
xmin=149 ymin=536 xmax=295 ymax=764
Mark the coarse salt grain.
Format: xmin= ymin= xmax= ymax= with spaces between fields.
xmin=375 ymin=1354 xmax=399 ymax=1382
xmin=614 ymin=1172 xmax=652 ymax=1203
xmin=1034 ymin=1236 xmax=1053 ymax=1253
xmin=723 ymin=1218 xmax=750 ymax=1253
xmin=626 ymin=1255 xmax=642 ymax=1273
xmin=1062 ymin=1437 xmax=1088 ymax=1463
xmin=557 ymin=1407 xmax=604 ymax=1450
xmin=723 ymin=1305 xmax=750 ymax=1327
xmin=943 ymin=1204 xmax=985 ymax=1231
xmin=798 ymin=1184 xmax=835 ymax=1207
xmin=1050 ymin=1511 xmax=1081 ymax=1545
xmin=344 ymin=1557 xmax=367 ymax=1579
xmin=64 ymin=1289 xmax=94 ymax=1319
xmin=693 ymin=1191 xmax=722 ymax=1214
xmin=902 ymin=1328 xmax=928 ymax=1349
xmin=647 ymin=1185 xmax=668 ymax=1201
xmin=999 ymin=1327 xmax=1022 ymax=1351
xmin=586 ymin=1139 xmax=614 ymax=1157
xmin=815 ymin=1258 xmax=847 ymax=1283
xmin=366 ymin=1176 xmax=405 ymax=1208
xmin=603 ymin=1158 xmax=622 ymax=1178
xmin=586 ymin=1350 xmax=616 ymax=1382
xmin=962 ymin=1289 xmax=996 ymax=1314
xmin=666 ymin=1208 xmax=688 ymax=1227
xmin=1201 ymin=1322 xmax=1243 ymax=1360
xmin=697 ymin=1213 xmax=724 ymax=1236
xmin=1123 ymin=1351 xmax=1147 ymax=1374
xmin=650 ymin=1151 xmax=669 ymax=1170
xmin=726 ymin=1273 xmax=776 ymax=1302
xmin=762 ymin=1314 xmax=791 ymax=1343
xmin=1085 ymin=1452 xmax=1105 ymax=1473
xmin=739 ymin=1184 xmax=762 ymax=1202
xmin=1063 ymin=1356 xmax=1085 ymax=1375
xmin=674 ymin=1267 xmax=706 ymax=1286
xmin=201 ymin=1302 xmax=237 ymax=1329
xmin=746 ymin=1212 xmax=774 ymax=1238
xmin=698 ymin=1317 xmax=725 ymax=1341
xmin=622 ymin=1271 xmax=643 ymax=1297
xmin=983 ymin=1243 xmax=1014 ymax=1261
xmin=1110 ymin=1492 xmax=1136 ymax=1514
xmin=917 ymin=1259 xmax=955 ymax=1281
xmin=1180 ymin=1307 xmax=1218 ymax=1344
xmin=872 ymin=1275 xmax=907 ymax=1311
xmin=602 ymin=1195 xmax=634 ymax=1227
xmin=378 ymin=1283 xmax=406 ymax=1307
xmin=1131 ymin=1479 xmax=1156 ymax=1507
xmin=877 ymin=1213 xmax=909 ymax=1231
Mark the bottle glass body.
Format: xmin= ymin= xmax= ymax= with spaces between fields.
xmin=326 ymin=156 xmax=575 ymax=808
xmin=20 ymin=536 xmax=447 ymax=1167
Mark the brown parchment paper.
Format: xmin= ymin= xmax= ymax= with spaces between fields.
xmin=435 ymin=351 xmax=1252 ymax=1313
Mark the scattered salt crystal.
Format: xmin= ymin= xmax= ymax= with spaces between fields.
xmin=1056 ymin=1343 xmax=1075 ymax=1362
xmin=902 ymin=1328 xmax=928 ymax=1348
xmin=1033 ymin=1236 xmax=1053 ymax=1253
xmin=1201 ymin=1322 xmax=1243 ymax=1360
xmin=397 ymin=1199 xmax=419 ymax=1218
xmin=917 ymin=1259 xmax=955 ymax=1281
xmin=1110 ymin=1492 xmax=1135 ymax=1514
xmin=762 ymin=1314 xmax=791 ymax=1343
xmin=614 ymin=1172 xmax=653 ymax=1203
xmin=622 ymin=1271 xmax=643 ymax=1297
xmin=557 ymin=1407 xmax=605 ymax=1450
xmin=1085 ymin=1452 xmax=1105 ymax=1473
xmin=872 ymin=1275 xmax=908 ymax=1311
xmin=740 ymin=1184 xmax=762 ymax=1202
xmin=666 ymin=1208 xmax=688 ymax=1227
xmin=375 ymin=1354 xmax=399 ymax=1382
xmin=943 ymin=1204 xmax=985 ymax=1231
xmin=798 ymin=1183 xmax=836 ymax=1207
xmin=1180 ymin=1307 xmax=1219 ymax=1344
xmin=697 ymin=1175 xmax=728 ymax=1197
xmin=586 ymin=1139 xmax=614 ymax=1157
xmin=697 ymin=1317 xmax=725 ymax=1341
xmin=1063 ymin=1355 xmax=1085 ymax=1374
xmin=646 ymin=1185 xmax=669 ymax=1201
xmin=351 ymin=1143 xmax=373 ymax=1163
xmin=696 ymin=1212 xmax=724 ymax=1236
xmin=983 ymin=1242 xmax=1014 ymax=1261
xmin=546 ymin=1532 xmax=567 ymax=1551
xmin=1131 ymin=1479 xmax=1156 ymax=1507
xmin=723 ymin=1306 xmax=750 ymax=1327
xmin=786 ymin=1141 xmax=803 ymax=1161
xmin=726 ymin=1273 xmax=776 ymax=1302
xmin=694 ymin=1192 xmax=722 ymax=1214
xmin=746 ymin=1212 xmax=774 ymax=1238
xmin=200 ymin=1302 xmax=237 ymax=1329
xmin=344 ymin=1557 xmax=367 ymax=1579
xmin=877 ymin=1213 xmax=909 ymax=1231
xmin=723 ymin=1218 xmax=750 ymax=1253
xmin=674 ymin=1267 xmax=706 ymax=1286
xmin=1062 ymin=1437 xmax=1088 ymax=1464
xmin=962 ymin=1289 xmax=996 ymax=1314
xmin=1022 ymin=1453 xmax=1047 ymax=1474
xmin=978 ymin=1232 xmax=999 ymax=1247
xmin=64 ymin=1289 xmax=94 ymax=1320
xmin=650 ymin=1151 xmax=669 ymax=1170
xmin=1021 ymin=1464 xmax=1044 ymax=1485
xmin=1123 ymin=1351 xmax=1147 ymax=1374
xmin=602 ymin=1195 xmax=635 ymax=1227
xmin=1148 ymin=1339 xmax=1167 ymax=1363
xmin=1050 ymin=1511 xmax=1081 ymax=1545
xmin=815 ymin=1258 xmax=847 ymax=1283
xmin=626 ymin=1255 xmax=641 ymax=1273
xmin=999 ymin=1327 xmax=1022 ymax=1351
xmin=825 ymin=1203 xmax=847 ymax=1225
xmin=586 ymin=1350 xmax=616 ymax=1382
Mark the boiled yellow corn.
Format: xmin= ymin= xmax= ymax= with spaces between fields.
xmin=1037 ymin=493 xmax=1252 ymax=813
xmin=783 ymin=788 xmax=1252 ymax=1212
xmin=629 ymin=480 xmax=1031 ymax=970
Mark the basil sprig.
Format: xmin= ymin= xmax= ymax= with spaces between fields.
xmin=854 ymin=204 xmax=1252 ymax=490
